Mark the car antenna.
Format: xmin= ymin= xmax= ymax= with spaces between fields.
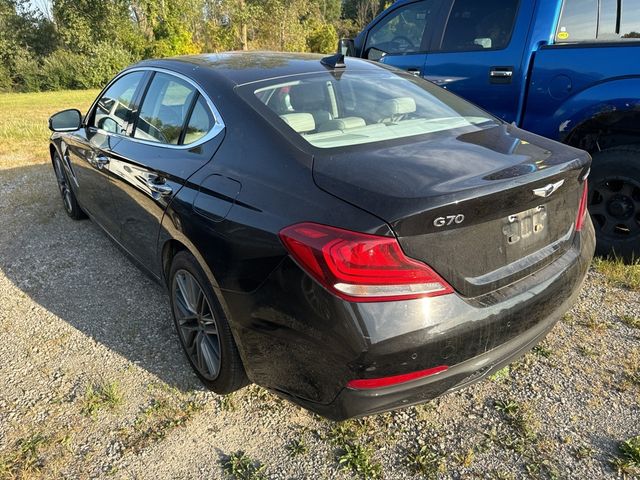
xmin=321 ymin=53 xmax=346 ymax=69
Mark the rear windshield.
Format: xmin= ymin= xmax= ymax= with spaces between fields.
xmin=242 ymin=70 xmax=497 ymax=149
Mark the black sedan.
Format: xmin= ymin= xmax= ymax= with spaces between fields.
xmin=48 ymin=52 xmax=595 ymax=420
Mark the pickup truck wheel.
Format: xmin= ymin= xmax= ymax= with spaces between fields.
xmin=589 ymin=146 xmax=640 ymax=262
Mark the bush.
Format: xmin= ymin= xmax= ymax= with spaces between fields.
xmin=307 ymin=23 xmax=339 ymax=54
xmin=40 ymin=43 xmax=135 ymax=91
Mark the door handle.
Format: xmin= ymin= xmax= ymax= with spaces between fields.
xmin=95 ymin=155 xmax=110 ymax=169
xmin=144 ymin=176 xmax=173 ymax=196
xmin=407 ymin=68 xmax=421 ymax=76
xmin=489 ymin=67 xmax=514 ymax=84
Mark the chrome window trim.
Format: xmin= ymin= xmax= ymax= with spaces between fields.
xmin=85 ymin=66 xmax=225 ymax=150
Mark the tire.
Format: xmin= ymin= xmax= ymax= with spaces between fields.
xmin=169 ymin=251 xmax=248 ymax=394
xmin=52 ymin=152 xmax=86 ymax=220
xmin=589 ymin=145 xmax=640 ymax=263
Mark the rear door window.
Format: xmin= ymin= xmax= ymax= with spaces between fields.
xmin=134 ymin=73 xmax=198 ymax=145
xmin=555 ymin=0 xmax=598 ymax=42
xmin=556 ymin=0 xmax=640 ymax=43
xmin=620 ymin=0 xmax=640 ymax=39
xmin=440 ymin=0 xmax=519 ymax=51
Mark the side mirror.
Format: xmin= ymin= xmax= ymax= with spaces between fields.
xmin=366 ymin=47 xmax=387 ymax=62
xmin=338 ymin=38 xmax=356 ymax=57
xmin=49 ymin=109 xmax=82 ymax=132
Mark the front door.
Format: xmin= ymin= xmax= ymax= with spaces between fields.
xmin=67 ymin=71 xmax=146 ymax=234
xmin=423 ymin=0 xmax=531 ymax=123
xmin=362 ymin=0 xmax=443 ymax=76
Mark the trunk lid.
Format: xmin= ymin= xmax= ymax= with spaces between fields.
xmin=312 ymin=124 xmax=590 ymax=298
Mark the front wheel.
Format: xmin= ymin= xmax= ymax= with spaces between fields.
xmin=169 ymin=251 xmax=248 ymax=394
xmin=589 ymin=146 xmax=640 ymax=262
xmin=52 ymin=152 xmax=86 ymax=220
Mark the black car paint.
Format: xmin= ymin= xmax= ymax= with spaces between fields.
xmin=50 ymin=52 xmax=594 ymax=419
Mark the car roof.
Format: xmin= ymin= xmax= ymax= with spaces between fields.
xmin=129 ymin=51 xmax=389 ymax=87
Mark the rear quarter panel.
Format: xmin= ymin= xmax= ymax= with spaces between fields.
xmin=522 ymin=43 xmax=640 ymax=141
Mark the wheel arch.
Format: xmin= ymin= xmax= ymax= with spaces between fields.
xmin=564 ymin=107 xmax=640 ymax=155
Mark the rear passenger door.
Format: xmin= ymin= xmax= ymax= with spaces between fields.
xmin=423 ymin=0 xmax=531 ymax=123
xmin=364 ymin=0 xmax=444 ymax=76
xmin=108 ymin=70 xmax=225 ymax=277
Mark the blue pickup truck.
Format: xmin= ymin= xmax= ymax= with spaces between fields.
xmin=343 ymin=0 xmax=640 ymax=261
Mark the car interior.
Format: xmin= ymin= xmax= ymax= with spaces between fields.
xmin=256 ymin=75 xmax=492 ymax=148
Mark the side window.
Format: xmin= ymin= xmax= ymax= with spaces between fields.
xmin=441 ymin=0 xmax=519 ymax=51
xmin=134 ymin=73 xmax=197 ymax=145
xmin=555 ymin=0 xmax=598 ymax=43
xmin=183 ymin=96 xmax=214 ymax=145
xmin=620 ymin=0 xmax=640 ymax=39
xmin=556 ymin=0 xmax=640 ymax=43
xmin=365 ymin=1 xmax=435 ymax=58
xmin=92 ymin=72 xmax=145 ymax=134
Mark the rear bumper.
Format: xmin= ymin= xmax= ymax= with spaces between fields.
xmin=225 ymin=219 xmax=595 ymax=420
xmin=304 ymin=219 xmax=594 ymax=420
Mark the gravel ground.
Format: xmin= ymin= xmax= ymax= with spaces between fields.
xmin=0 ymin=164 xmax=638 ymax=479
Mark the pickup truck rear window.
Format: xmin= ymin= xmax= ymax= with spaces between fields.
xmin=556 ymin=0 xmax=640 ymax=43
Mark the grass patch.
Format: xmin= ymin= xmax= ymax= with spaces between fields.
xmin=0 ymin=90 xmax=99 ymax=169
xmin=219 ymin=393 xmax=237 ymax=412
xmin=221 ymin=451 xmax=266 ymax=480
xmin=532 ymin=344 xmax=553 ymax=358
xmin=122 ymin=396 xmax=203 ymax=453
xmin=489 ymin=366 xmax=510 ymax=382
xmin=494 ymin=399 xmax=539 ymax=445
xmin=620 ymin=315 xmax=640 ymax=329
xmin=337 ymin=442 xmax=382 ymax=479
xmin=0 ymin=433 xmax=47 ymax=478
xmin=593 ymin=257 xmax=640 ymax=291
xmin=406 ymin=445 xmax=446 ymax=478
xmin=611 ymin=435 xmax=640 ymax=477
xmin=82 ymin=381 xmax=123 ymax=417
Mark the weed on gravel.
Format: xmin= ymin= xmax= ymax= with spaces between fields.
xmin=337 ymin=442 xmax=382 ymax=479
xmin=286 ymin=437 xmax=308 ymax=457
xmin=621 ymin=314 xmax=640 ymax=329
xmin=121 ymin=394 xmax=204 ymax=453
xmin=406 ymin=444 xmax=446 ymax=478
xmin=221 ymin=451 xmax=267 ymax=480
xmin=0 ymin=433 xmax=47 ymax=478
xmin=611 ymin=435 xmax=640 ymax=477
xmin=81 ymin=381 xmax=123 ymax=417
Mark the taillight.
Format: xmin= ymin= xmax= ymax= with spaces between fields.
xmin=576 ymin=180 xmax=588 ymax=232
xmin=279 ymin=222 xmax=454 ymax=302
xmin=347 ymin=365 xmax=449 ymax=390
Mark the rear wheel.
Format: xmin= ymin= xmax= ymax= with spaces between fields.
xmin=169 ymin=251 xmax=248 ymax=393
xmin=589 ymin=146 xmax=640 ymax=262
xmin=52 ymin=152 xmax=85 ymax=220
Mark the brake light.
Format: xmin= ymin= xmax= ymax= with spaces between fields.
xmin=576 ymin=180 xmax=588 ymax=232
xmin=279 ymin=222 xmax=454 ymax=302
xmin=347 ymin=365 xmax=449 ymax=390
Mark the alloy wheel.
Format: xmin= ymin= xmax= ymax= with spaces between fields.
xmin=53 ymin=156 xmax=73 ymax=214
xmin=172 ymin=269 xmax=222 ymax=380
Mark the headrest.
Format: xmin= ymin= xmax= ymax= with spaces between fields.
xmin=379 ymin=97 xmax=417 ymax=118
xmin=280 ymin=113 xmax=315 ymax=133
xmin=317 ymin=117 xmax=366 ymax=132
xmin=289 ymin=83 xmax=327 ymax=111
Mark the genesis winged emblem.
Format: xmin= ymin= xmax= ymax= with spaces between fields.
xmin=533 ymin=179 xmax=565 ymax=198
